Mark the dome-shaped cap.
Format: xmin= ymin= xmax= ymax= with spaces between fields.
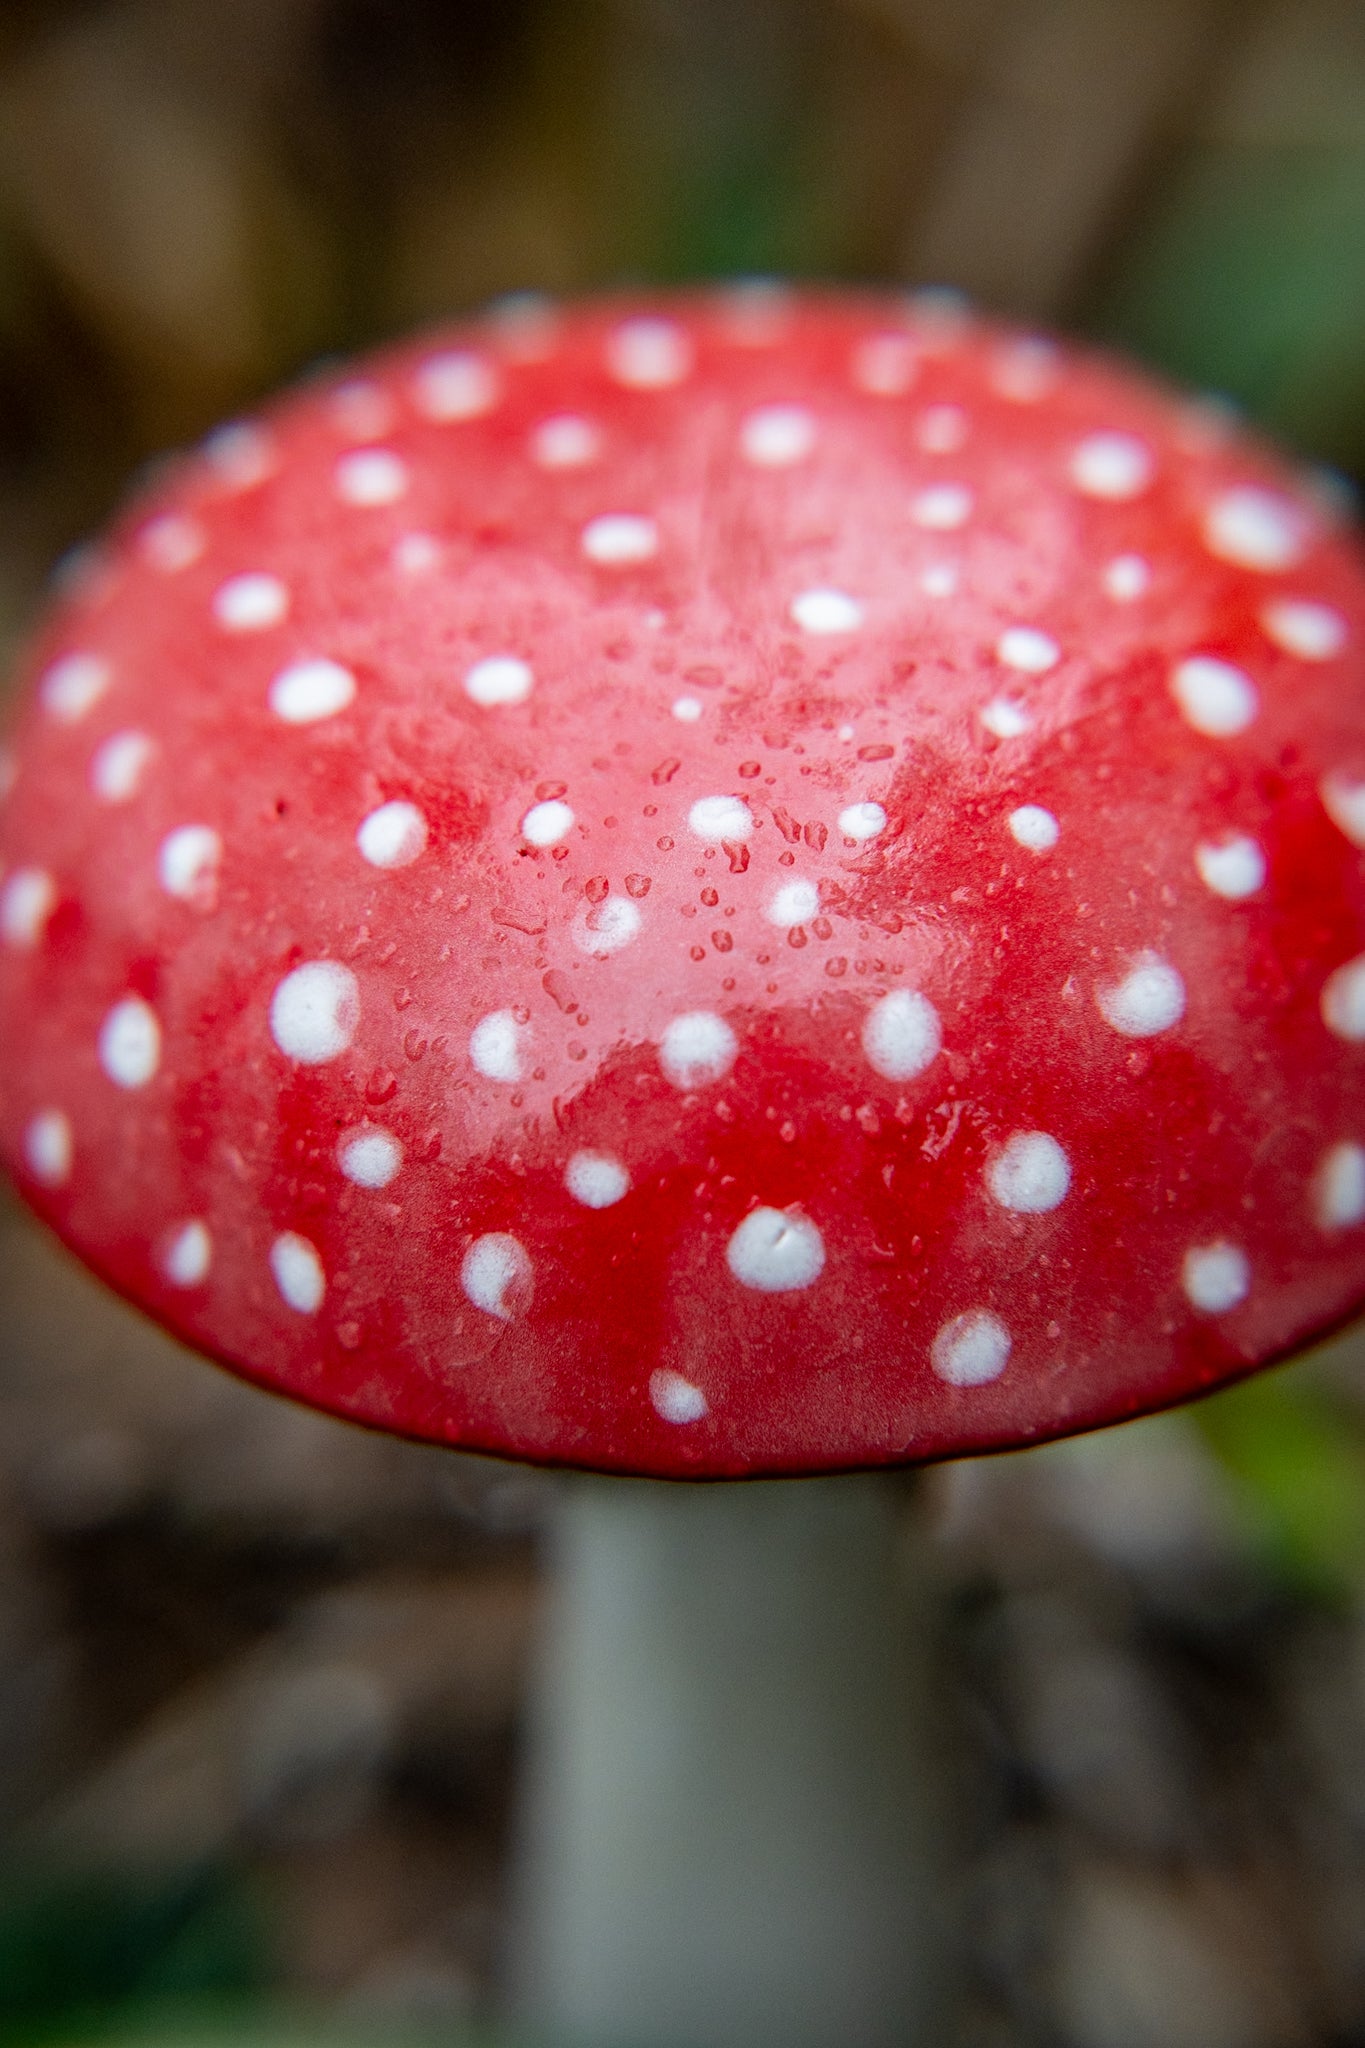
xmin=2 ymin=290 xmax=1364 ymax=1476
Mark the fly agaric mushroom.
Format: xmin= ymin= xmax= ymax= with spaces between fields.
xmin=2 ymin=290 xmax=1363 ymax=2046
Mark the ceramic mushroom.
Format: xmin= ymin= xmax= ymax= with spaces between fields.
xmin=1 ymin=289 xmax=1363 ymax=2048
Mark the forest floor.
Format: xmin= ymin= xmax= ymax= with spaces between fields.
xmin=2 ymin=1190 xmax=1364 ymax=2048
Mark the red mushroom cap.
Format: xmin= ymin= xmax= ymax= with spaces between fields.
xmin=2 ymin=290 xmax=1364 ymax=1477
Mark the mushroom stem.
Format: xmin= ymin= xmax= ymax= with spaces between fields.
xmin=510 ymin=1471 xmax=958 ymax=2048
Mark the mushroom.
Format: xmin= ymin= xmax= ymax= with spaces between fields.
xmin=2 ymin=290 xmax=1363 ymax=2048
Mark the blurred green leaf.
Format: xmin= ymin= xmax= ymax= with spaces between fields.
xmin=1094 ymin=142 xmax=1365 ymax=474
xmin=0 ymin=1863 xmax=268 ymax=2044
xmin=45 ymin=2020 xmax=522 ymax=2048
xmin=48 ymin=2029 xmax=513 ymax=2048
xmin=1193 ymin=1366 xmax=1365 ymax=1604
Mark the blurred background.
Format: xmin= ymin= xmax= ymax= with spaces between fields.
xmin=1 ymin=2 xmax=1365 ymax=2044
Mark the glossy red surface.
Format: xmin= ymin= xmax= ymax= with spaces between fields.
xmin=2 ymin=290 xmax=1364 ymax=1475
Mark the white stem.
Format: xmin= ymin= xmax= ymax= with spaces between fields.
xmin=510 ymin=1472 xmax=958 ymax=2048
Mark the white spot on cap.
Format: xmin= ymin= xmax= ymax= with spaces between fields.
xmin=727 ymin=1206 xmax=825 ymax=1292
xmin=90 ymin=730 xmax=155 ymax=802
xmin=1008 ymin=805 xmax=1059 ymax=851
xmin=650 ymin=1368 xmax=708 ymax=1423
xmin=328 ymin=378 xmax=394 ymax=438
xmin=271 ymin=1232 xmax=325 ymax=1314
xmin=339 ymin=1129 xmax=402 ymax=1188
xmin=1 ymin=868 xmax=57 ymax=947
xmin=464 ymin=654 xmax=534 ymax=707
xmin=989 ymin=336 xmax=1059 ymax=402
xmin=660 ymin=1011 xmax=737 ymax=1089
xmin=688 ymin=794 xmax=752 ymax=841
xmin=920 ymin=564 xmax=958 ymax=598
xmin=531 ymin=414 xmax=600 ymax=468
xmin=671 ymin=695 xmax=703 ymax=722
xmin=565 ymin=1150 xmax=629 ymax=1208
xmin=357 ymin=801 xmax=427 ymax=868
xmin=1203 ymin=486 xmax=1307 ymax=571
xmin=932 ymin=1310 xmax=1011 ymax=1386
xmin=606 ymin=317 xmax=693 ymax=389
xmin=413 ymin=351 xmax=499 ymax=420
xmin=98 ymin=997 xmax=160 ymax=1088
xmin=1322 ymin=954 xmax=1365 ymax=1041
xmin=573 ymin=895 xmax=642 ymax=956
xmin=522 ymin=799 xmax=574 ymax=846
xmin=791 ymin=588 xmax=863 ymax=633
xmin=740 ymin=404 xmax=816 ymax=466
xmin=269 ymin=657 xmax=356 ymax=724
xmin=1321 ymin=773 xmax=1365 ymax=849
xmin=1182 ymin=1241 xmax=1249 ymax=1314
xmin=987 ymin=1132 xmax=1071 ymax=1213
xmin=850 ymin=333 xmax=917 ymax=396
xmin=138 ymin=514 xmax=204 ymax=572
xmin=839 ymin=801 xmax=887 ymax=841
xmin=1170 ymin=655 xmax=1258 ymax=737
xmin=335 ymin=448 xmax=409 ymax=505
xmin=40 ymin=653 xmax=110 ymax=723
xmin=164 ymin=1220 xmax=211 ymax=1287
xmin=461 ymin=1233 xmax=531 ymax=1320
xmin=1260 ymin=597 xmax=1347 ymax=661
xmin=863 ymin=989 xmax=941 ymax=1081
xmin=1069 ymin=431 xmax=1154 ymax=500
xmin=270 ymin=961 xmax=360 ymax=1064
xmin=213 ymin=572 xmax=289 ymax=631
xmin=470 ymin=1009 xmax=525 ymax=1081
xmin=158 ymin=825 xmax=221 ymax=907
xmin=1098 ymin=954 xmax=1185 ymax=1038
xmin=997 ymin=626 xmax=1059 ymax=673
xmin=981 ymin=698 xmax=1032 ymax=739
xmin=203 ymin=421 xmax=274 ymax=488
xmin=1316 ymin=1143 xmax=1365 ymax=1230
xmin=391 ymin=532 xmax=440 ymax=574
xmin=1103 ymin=553 xmax=1151 ymax=602
xmin=910 ymin=483 xmax=972 ymax=529
xmin=581 ymin=515 xmax=658 ymax=565
xmin=1195 ymin=835 xmax=1265 ymax=900
xmin=24 ymin=1109 xmax=72 ymax=1186
xmin=766 ymin=878 xmax=819 ymax=928
xmin=915 ymin=404 xmax=968 ymax=453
